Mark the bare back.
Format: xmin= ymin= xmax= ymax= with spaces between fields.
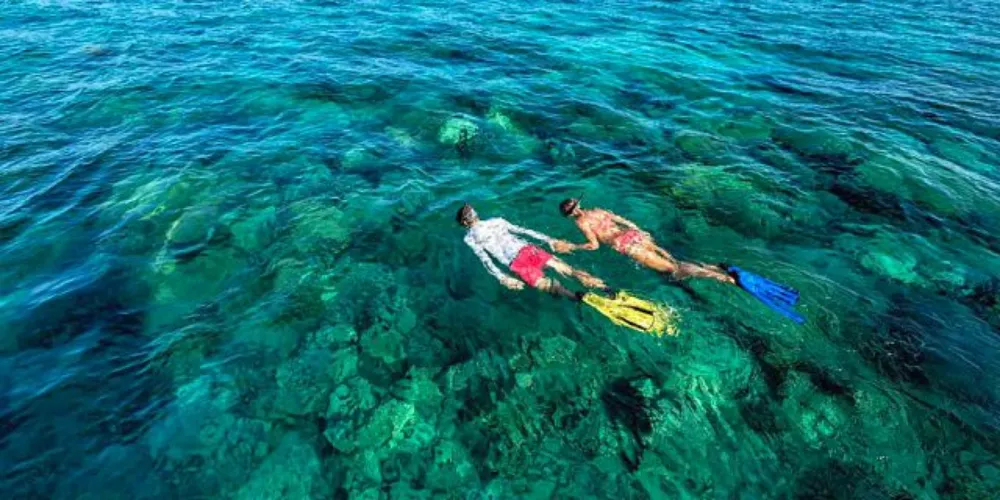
xmin=577 ymin=209 xmax=628 ymax=243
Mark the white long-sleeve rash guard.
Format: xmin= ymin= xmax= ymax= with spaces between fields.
xmin=463 ymin=218 xmax=553 ymax=281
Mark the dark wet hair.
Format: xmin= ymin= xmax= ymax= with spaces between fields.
xmin=456 ymin=203 xmax=476 ymax=225
xmin=560 ymin=198 xmax=580 ymax=217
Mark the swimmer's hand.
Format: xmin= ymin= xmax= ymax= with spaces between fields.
xmin=550 ymin=240 xmax=574 ymax=254
xmin=501 ymin=276 xmax=525 ymax=290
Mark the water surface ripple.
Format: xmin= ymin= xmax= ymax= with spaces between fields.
xmin=2 ymin=0 xmax=999 ymax=498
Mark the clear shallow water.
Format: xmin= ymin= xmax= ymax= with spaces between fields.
xmin=2 ymin=0 xmax=1000 ymax=497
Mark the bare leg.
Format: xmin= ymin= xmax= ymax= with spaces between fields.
xmin=630 ymin=243 xmax=734 ymax=284
xmin=535 ymin=277 xmax=582 ymax=301
xmin=546 ymin=257 xmax=607 ymax=290
xmin=650 ymin=243 xmax=677 ymax=262
xmin=628 ymin=243 xmax=679 ymax=274
xmin=676 ymin=262 xmax=735 ymax=284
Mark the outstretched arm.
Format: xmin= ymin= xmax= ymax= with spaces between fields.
xmin=571 ymin=222 xmax=601 ymax=251
xmin=504 ymin=221 xmax=553 ymax=245
xmin=504 ymin=220 xmax=573 ymax=253
xmin=467 ymin=240 xmax=523 ymax=290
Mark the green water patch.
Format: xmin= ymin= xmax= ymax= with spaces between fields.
xmin=4 ymin=1 xmax=1000 ymax=498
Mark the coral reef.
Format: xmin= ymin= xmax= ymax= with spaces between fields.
xmin=4 ymin=5 xmax=1000 ymax=498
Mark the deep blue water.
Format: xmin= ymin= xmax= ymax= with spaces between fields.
xmin=2 ymin=1 xmax=1000 ymax=498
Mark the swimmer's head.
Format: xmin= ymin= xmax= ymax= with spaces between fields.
xmin=560 ymin=198 xmax=583 ymax=217
xmin=456 ymin=203 xmax=478 ymax=227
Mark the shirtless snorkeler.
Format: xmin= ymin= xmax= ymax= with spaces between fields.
xmin=555 ymin=197 xmax=805 ymax=323
xmin=556 ymin=198 xmax=734 ymax=284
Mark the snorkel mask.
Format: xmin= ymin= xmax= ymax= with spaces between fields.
xmin=560 ymin=195 xmax=583 ymax=217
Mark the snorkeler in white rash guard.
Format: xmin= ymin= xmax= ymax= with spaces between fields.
xmin=456 ymin=203 xmax=606 ymax=300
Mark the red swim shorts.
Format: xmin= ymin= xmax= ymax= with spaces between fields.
xmin=509 ymin=245 xmax=552 ymax=287
xmin=612 ymin=230 xmax=644 ymax=254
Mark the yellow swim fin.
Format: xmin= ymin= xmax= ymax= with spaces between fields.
xmin=582 ymin=291 xmax=678 ymax=337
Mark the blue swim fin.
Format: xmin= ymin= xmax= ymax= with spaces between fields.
xmin=727 ymin=266 xmax=805 ymax=324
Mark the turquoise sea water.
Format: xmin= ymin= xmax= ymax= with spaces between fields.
xmin=3 ymin=0 xmax=1000 ymax=497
